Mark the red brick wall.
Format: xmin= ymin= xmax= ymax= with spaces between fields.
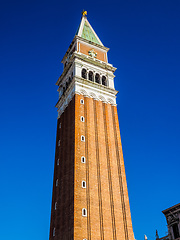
xmin=49 ymin=94 xmax=134 ymax=240
xmin=49 ymin=96 xmax=75 ymax=240
xmin=78 ymin=42 xmax=107 ymax=62
xmin=74 ymin=95 xmax=134 ymax=240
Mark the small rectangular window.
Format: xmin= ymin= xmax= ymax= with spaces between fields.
xmin=56 ymin=179 xmax=58 ymax=187
xmin=58 ymin=140 xmax=60 ymax=146
xmin=55 ymin=202 xmax=57 ymax=210
xmin=82 ymin=208 xmax=87 ymax=217
xmin=172 ymin=224 xmax=180 ymax=238
xmin=81 ymin=135 xmax=85 ymax=142
xmin=81 ymin=156 xmax=86 ymax=163
xmin=53 ymin=228 xmax=55 ymax=237
xmin=57 ymin=159 xmax=59 ymax=166
xmin=82 ymin=181 xmax=86 ymax=188
xmin=81 ymin=116 xmax=85 ymax=122
xmin=80 ymin=99 xmax=84 ymax=104
xmin=59 ymin=123 xmax=61 ymax=129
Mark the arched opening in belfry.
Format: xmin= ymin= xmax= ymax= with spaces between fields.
xmin=63 ymin=86 xmax=66 ymax=95
xmin=82 ymin=68 xmax=87 ymax=79
xmin=95 ymin=73 xmax=100 ymax=84
xmin=102 ymin=76 xmax=107 ymax=86
xmin=66 ymin=81 xmax=69 ymax=89
xmin=68 ymin=76 xmax=71 ymax=84
xmin=88 ymin=71 xmax=94 ymax=81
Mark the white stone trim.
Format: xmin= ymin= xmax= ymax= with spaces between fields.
xmin=56 ymin=52 xmax=116 ymax=86
xmin=77 ymin=39 xmax=106 ymax=54
xmin=77 ymin=16 xmax=86 ymax=38
xmin=56 ymin=44 xmax=117 ymax=118
xmin=61 ymin=40 xmax=77 ymax=64
xmin=74 ymin=56 xmax=115 ymax=89
xmin=75 ymin=77 xmax=117 ymax=104
xmin=56 ymin=77 xmax=117 ymax=118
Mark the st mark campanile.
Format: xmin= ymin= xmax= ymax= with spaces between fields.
xmin=49 ymin=12 xmax=135 ymax=240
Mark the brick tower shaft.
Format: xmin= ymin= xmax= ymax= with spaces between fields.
xmin=49 ymin=13 xmax=135 ymax=240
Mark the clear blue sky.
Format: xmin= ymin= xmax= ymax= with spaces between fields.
xmin=0 ymin=0 xmax=180 ymax=240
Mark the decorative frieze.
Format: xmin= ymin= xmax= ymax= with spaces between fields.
xmin=56 ymin=76 xmax=117 ymax=118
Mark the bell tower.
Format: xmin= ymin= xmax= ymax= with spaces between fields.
xmin=49 ymin=12 xmax=135 ymax=240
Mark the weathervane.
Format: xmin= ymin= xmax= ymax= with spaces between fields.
xmin=82 ymin=10 xmax=87 ymax=16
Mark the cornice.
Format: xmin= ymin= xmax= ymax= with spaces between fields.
xmin=61 ymin=35 xmax=110 ymax=64
xmin=162 ymin=203 xmax=180 ymax=215
xmin=56 ymin=52 xmax=116 ymax=86
xmin=74 ymin=52 xmax=116 ymax=72
xmin=55 ymin=79 xmax=75 ymax=109
xmin=75 ymin=36 xmax=109 ymax=51
xmin=56 ymin=60 xmax=74 ymax=86
xmin=56 ymin=76 xmax=117 ymax=118
xmin=61 ymin=38 xmax=76 ymax=63
xmin=75 ymin=76 xmax=118 ymax=96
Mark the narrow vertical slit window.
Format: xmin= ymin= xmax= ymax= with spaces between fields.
xmin=55 ymin=202 xmax=57 ymax=210
xmin=82 ymin=208 xmax=87 ymax=217
xmin=82 ymin=181 xmax=86 ymax=188
xmin=81 ymin=156 xmax=86 ymax=163
xmin=58 ymin=140 xmax=60 ymax=146
xmin=81 ymin=135 xmax=85 ymax=142
xmin=53 ymin=228 xmax=55 ymax=236
xmin=59 ymin=123 xmax=61 ymax=128
xmin=56 ymin=179 xmax=58 ymax=187
xmin=57 ymin=159 xmax=59 ymax=166
xmin=81 ymin=116 xmax=85 ymax=122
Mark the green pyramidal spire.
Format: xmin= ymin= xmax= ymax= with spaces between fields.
xmin=76 ymin=13 xmax=103 ymax=46
xmin=81 ymin=20 xmax=101 ymax=44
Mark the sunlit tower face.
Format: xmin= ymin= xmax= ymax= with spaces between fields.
xmin=49 ymin=13 xmax=135 ymax=240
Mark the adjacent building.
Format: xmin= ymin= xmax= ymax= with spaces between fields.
xmin=156 ymin=203 xmax=180 ymax=240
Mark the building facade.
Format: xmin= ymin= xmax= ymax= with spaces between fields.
xmin=156 ymin=203 xmax=180 ymax=240
xmin=49 ymin=13 xmax=135 ymax=240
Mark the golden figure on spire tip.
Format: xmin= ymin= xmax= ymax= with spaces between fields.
xmin=82 ymin=10 xmax=87 ymax=16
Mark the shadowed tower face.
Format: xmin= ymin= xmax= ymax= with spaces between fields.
xmin=49 ymin=13 xmax=135 ymax=240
